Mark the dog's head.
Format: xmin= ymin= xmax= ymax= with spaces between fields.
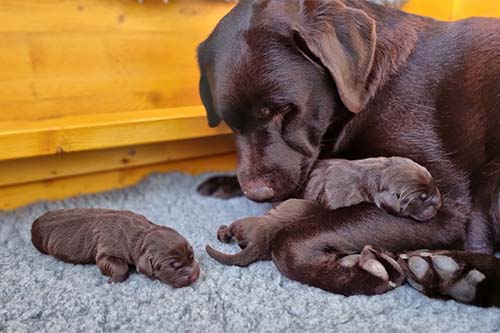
xmin=198 ymin=0 xmax=378 ymax=201
xmin=137 ymin=227 xmax=200 ymax=288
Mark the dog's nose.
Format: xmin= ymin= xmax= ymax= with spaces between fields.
xmin=245 ymin=185 xmax=275 ymax=202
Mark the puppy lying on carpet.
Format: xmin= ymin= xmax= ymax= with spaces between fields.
xmin=207 ymin=201 xmax=500 ymax=307
xmin=32 ymin=209 xmax=200 ymax=288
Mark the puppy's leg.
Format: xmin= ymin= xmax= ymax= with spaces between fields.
xmin=274 ymin=242 xmax=405 ymax=296
xmin=96 ymin=255 xmax=130 ymax=283
xmin=197 ymin=175 xmax=243 ymax=199
xmin=305 ymin=157 xmax=442 ymax=221
xmin=267 ymin=198 xmax=470 ymax=296
xmin=398 ymin=250 xmax=500 ymax=307
xmin=206 ymin=199 xmax=320 ymax=266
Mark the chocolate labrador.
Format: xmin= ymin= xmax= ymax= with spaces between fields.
xmin=197 ymin=0 xmax=500 ymax=306
xmin=32 ymin=209 xmax=200 ymax=287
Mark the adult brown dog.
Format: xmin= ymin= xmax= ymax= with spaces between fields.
xmin=197 ymin=0 xmax=500 ymax=306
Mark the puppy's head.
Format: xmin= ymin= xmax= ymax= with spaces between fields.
xmin=198 ymin=0 xmax=378 ymax=201
xmin=137 ymin=227 xmax=200 ymax=288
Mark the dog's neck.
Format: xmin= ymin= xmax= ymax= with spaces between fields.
xmin=324 ymin=1 xmax=435 ymax=156
xmin=356 ymin=1 xmax=432 ymax=102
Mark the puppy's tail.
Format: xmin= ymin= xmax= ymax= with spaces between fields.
xmin=205 ymin=243 xmax=264 ymax=267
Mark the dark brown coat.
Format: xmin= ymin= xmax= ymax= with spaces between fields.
xmin=198 ymin=0 xmax=500 ymax=305
xmin=32 ymin=209 xmax=200 ymax=287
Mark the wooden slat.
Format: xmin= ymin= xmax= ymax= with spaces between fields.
xmin=0 ymin=106 xmax=232 ymax=161
xmin=0 ymin=153 xmax=237 ymax=211
xmin=0 ymin=135 xmax=235 ymax=187
xmin=404 ymin=0 xmax=500 ymax=20
xmin=0 ymin=0 xmax=234 ymax=129
xmin=403 ymin=0 xmax=454 ymax=21
xmin=452 ymin=0 xmax=500 ymax=19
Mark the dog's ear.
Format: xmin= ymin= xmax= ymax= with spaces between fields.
xmin=293 ymin=0 xmax=377 ymax=113
xmin=137 ymin=253 xmax=154 ymax=277
xmin=199 ymin=74 xmax=221 ymax=127
xmin=198 ymin=43 xmax=221 ymax=128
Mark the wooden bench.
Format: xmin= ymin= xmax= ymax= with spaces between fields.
xmin=1 ymin=0 xmax=499 ymax=210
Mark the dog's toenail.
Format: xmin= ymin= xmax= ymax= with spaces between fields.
xmin=388 ymin=281 xmax=396 ymax=288
xmin=399 ymin=253 xmax=409 ymax=259
xmin=432 ymin=255 xmax=459 ymax=279
xmin=409 ymin=256 xmax=429 ymax=279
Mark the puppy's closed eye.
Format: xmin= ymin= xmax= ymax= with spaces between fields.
xmin=170 ymin=261 xmax=183 ymax=269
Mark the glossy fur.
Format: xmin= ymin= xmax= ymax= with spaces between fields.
xmin=32 ymin=209 xmax=200 ymax=288
xmin=198 ymin=0 xmax=500 ymax=305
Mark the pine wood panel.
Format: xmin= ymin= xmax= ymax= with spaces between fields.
xmin=0 ymin=135 xmax=235 ymax=187
xmin=0 ymin=0 xmax=234 ymax=126
xmin=451 ymin=0 xmax=500 ymax=19
xmin=0 ymin=106 xmax=231 ymax=161
xmin=0 ymin=153 xmax=237 ymax=211
xmin=403 ymin=0 xmax=454 ymax=20
xmin=403 ymin=0 xmax=500 ymax=20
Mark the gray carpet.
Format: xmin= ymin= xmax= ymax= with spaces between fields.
xmin=1 ymin=172 xmax=499 ymax=333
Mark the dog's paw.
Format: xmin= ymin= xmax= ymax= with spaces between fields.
xmin=336 ymin=245 xmax=406 ymax=295
xmin=197 ymin=176 xmax=243 ymax=199
xmin=376 ymin=158 xmax=442 ymax=221
xmin=398 ymin=250 xmax=494 ymax=306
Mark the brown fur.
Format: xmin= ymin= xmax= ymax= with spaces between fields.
xmin=304 ymin=157 xmax=441 ymax=221
xmin=198 ymin=0 xmax=500 ymax=305
xmin=32 ymin=209 xmax=200 ymax=287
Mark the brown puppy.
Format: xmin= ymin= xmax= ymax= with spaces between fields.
xmin=198 ymin=0 xmax=500 ymax=305
xmin=206 ymin=200 xmax=500 ymax=307
xmin=32 ymin=209 xmax=200 ymax=287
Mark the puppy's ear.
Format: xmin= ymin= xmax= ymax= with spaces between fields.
xmin=137 ymin=254 xmax=154 ymax=277
xmin=293 ymin=0 xmax=376 ymax=113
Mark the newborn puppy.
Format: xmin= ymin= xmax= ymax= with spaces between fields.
xmin=32 ymin=209 xmax=200 ymax=287
xmin=304 ymin=157 xmax=442 ymax=221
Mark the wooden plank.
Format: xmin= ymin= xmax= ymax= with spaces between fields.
xmin=0 ymin=0 xmax=234 ymax=127
xmin=0 ymin=106 xmax=232 ymax=161
xmin=0 ymin=0 xmax=235 ymax=33
xmin=452 ymin=0 xmax=500 ymax=19
xmin=0 ymin=135 xmax=235 ymax=187
xmin=403 ymin=0 xmax=454 ymax=21
xmin=0 ymin=152 xmax=237 ymax=211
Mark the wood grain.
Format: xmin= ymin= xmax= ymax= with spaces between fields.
xmin=0 ymin=106 xmax=231 ymax=161
xmin=0 ymin=0 xmax=234 ymax=125
xmin=0 ymin=153 xmax=237 ymax=211
xmin=403 ymin=0 xmax=500 ymax=20
xmin=0 ymin=135 xmax=235 ymax=187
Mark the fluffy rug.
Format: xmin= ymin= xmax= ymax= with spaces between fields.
xmin=1 ymin=172 xmax=499 ymax=333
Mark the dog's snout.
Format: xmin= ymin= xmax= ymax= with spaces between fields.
xmin=243 ymin=182 xmax=275 ymax=202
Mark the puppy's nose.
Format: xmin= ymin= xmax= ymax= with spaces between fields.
xmin=188 ymin=263 xmax=200 ymax=284
xmin=244 ymin=185 xmax=275 ymax=202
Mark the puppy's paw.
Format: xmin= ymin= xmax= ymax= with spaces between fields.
xmin=376 ymin=158 xmax=442 ymax=221
xmin=337 ymin=245 xmax=406 ymax=295
xmin=197 ymin=176 xmax=243 ymax=199
xmin=398 ymin=250 xmax=496 ymax=306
